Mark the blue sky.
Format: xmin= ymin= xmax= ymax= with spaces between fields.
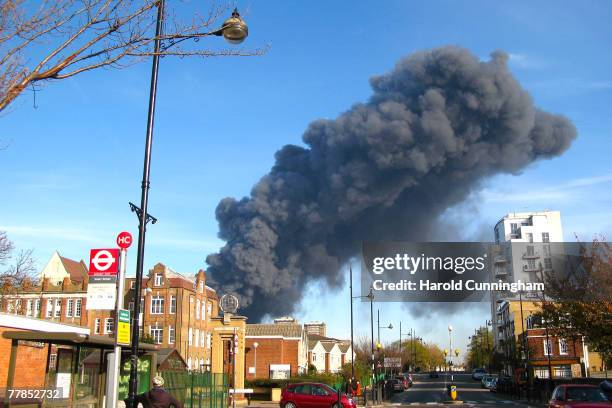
xmin=1 ymin=0 xmax=611 ymax=355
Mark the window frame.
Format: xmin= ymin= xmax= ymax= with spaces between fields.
xmin=104 ymin=318 xmax=114 ymax=334
xmin=150 ymin=296 xmax=164 ymax=315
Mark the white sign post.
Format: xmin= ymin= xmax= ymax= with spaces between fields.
xmin=105 ymin=232 xmax=132 ymax=408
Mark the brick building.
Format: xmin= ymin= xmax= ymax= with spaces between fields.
xmin=124 ymin=263 xmax=220 ymax=371
xmin=520 ymin=315 xmax=587 ymax=379
xmin=245 ymin=317 xmax=308 ymax=379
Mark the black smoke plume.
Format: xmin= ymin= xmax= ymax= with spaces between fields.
xmin=206 ymin=47 xmax=577 ymax=321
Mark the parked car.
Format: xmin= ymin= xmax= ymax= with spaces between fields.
xmin=395 ymin=375 xmax=409 ymax=390
xmin=481 ymin=375 xmax=495 ymax=389
xmin=429 ymin=371 xmax=440 ymax=378
xmin=601 ymin=381 xmax=612 ymax=400
xmin=390 ymin=379 xmax=404 ymax=392
xmin=548 ymin=384 xmax=611 ymax=408
xmin=281 ymin=383 xmax=357 ymax=408
xmin=472 ymin=368 xmax=487 ymax=381
xmin=490 ymin=374 xmax=512 ymax=393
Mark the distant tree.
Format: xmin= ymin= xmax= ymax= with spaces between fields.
xmin=0 ymin=0 xmax=266 ymax=112
xmin=0 ymin=230 xmax=36 ymax=309
xmin=536 ymin=237 xmax=612 ymax=368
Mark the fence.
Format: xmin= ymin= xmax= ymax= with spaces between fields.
xmin=161 ymin=371 xmax=228 ymax=408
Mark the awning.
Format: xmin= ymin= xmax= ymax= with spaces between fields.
xmin=2 ymin=330 xmax=159 ymax=351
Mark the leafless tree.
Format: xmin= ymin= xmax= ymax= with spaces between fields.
xmin=0 ymin=231 xmax=36 ymax=310
xmin=0 ymin=0 xmax=266 ymax=112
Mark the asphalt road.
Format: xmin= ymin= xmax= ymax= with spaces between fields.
xmin=388 ymin=373 xmax=540 ymax=408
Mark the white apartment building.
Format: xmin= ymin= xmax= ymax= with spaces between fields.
xmin=490 ymin=211 xmax=564 ymax=350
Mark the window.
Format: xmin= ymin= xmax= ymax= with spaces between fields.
xmin=206 ymin=333 xmax=211 ymax=349
xmin=293 ymin=384 xmax=311 ymax=395
xmin=188 ymin=328 xmax=193 ymax=346
xmin=526 ymin=233 xmax=533 ymax=243
xmin=559 ymin=339 xmax=569 ymax=355
xmin=105 ymin=318 xmax=114 ymax=334
xmin=544 ymin=244 xmax=551 ymax=257
xmin=130 ymin=281 xmax=136 ymax=289
xmin=154 ymin=273 xmax=163 ymax=286
xmin=75 ymin=299 xmax=81 ymax=317
xmin=150 ymin=326 xmax=163 ymax=344
xmin=168 ymin=326 xmax=175 ymax=344
xmin=199 ymin=281 xmax=204 ymax=293
xmin=527 ymin=259 xmax=536 ymax=270
xmin=200 ymin=331 xmax=204 ymax=347
xmin=35 ymin=299 xmax=41 ymax=317
xmin=195 ymin=329 xmax=200 ymax=347
xmin=543 ymin=339 xmax=553 ymax=356
xmin=207 ymin=302 xmax=212 ymax=319
xmin=196 ymin=300 xmax=200 ymax=319
xmin=312 ymin=353 xmax=317 ymax=362
xmin=140 ymin=298 xmax=144 ymax=313
xmin=54 ymin=299 xmax=61 ymax=317
xmin=66 ymin=299 xmax=74 ymax=317
xmin=542 ymin=232 xmax=550 ymax=243
xmin=150 ymin=296 xmax=164 ymax=314
xmin=187 ymin=357 xmax=192 ymax=370
xmin=510 ymin=223 xmax=519 ymax=236
xmin=170 ymin=295 xmax=176 ymax=314
xmin=94 ymin=318 xmax=101 ymax=334
xmin=201 ymin=302 xmax=205 ymax=320
xmin=46 ymin=299 xmax=53 ymax=317
xmin=49 ymin=354 xmax=57 ymax=370
xmin=26 ymin=299 xmax=33 ymax=316
xmin=128 ymin=301 xmax=134 ymax=311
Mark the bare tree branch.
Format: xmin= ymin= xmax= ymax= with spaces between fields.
xmin=0 ymin=0 xmax=266 ymax=112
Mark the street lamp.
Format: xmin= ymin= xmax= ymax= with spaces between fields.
xmin=126 ymin=3 xmax=250 ymax=408
xmin=376 ymin=309 xmax=393 ymax=344
xmin=253 ymin=342 xmax=258 ymax=378
xmin=448 ymin=325 xmax=454 ymax=382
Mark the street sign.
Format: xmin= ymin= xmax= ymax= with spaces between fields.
xmin=117 ymin=309 xmax=131 ymax=345
xmin=116 ymin=232 xmax=133 ymax=249
xmin=383 ymin=357 xmax=401 ymax=368
xmin=86 ymin=283 xmax=116 ymax=310
xmin=89 ymin=249 xmax=120 ymax=275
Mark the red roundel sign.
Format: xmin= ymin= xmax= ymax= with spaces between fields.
xmin=116 ymin=231 xmax=133 ymax=249
xmin=89 ymin=248 xmax=120 ymax=275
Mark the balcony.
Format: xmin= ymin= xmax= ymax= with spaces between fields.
xmin=494 ymin=255 xmax=508 ymax=264
xmin=522 ymin=251 xmax=540 ymax=260
xmin=523 ymin=264 xmax=539 ymax=272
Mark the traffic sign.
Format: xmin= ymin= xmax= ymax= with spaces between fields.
xmin=116 ymin=309 xmax=131 ymax=345
xmin=89 ymin=249 xmax=120 ymax=275
xmin=116 ymin=232 xmax=133 ymax=249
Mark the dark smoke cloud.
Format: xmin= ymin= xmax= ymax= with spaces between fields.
xmin=206 ymin=46 xmax=577 ymax=321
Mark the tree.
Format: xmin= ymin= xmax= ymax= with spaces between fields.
xmin=0 ymin=231 xmax=36 ymax=309
xmin=0 ymin=0 xmax=265 ymax=112
xmin=537 ymin=238 xmax=612 ymax=367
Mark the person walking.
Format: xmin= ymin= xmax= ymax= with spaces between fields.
xmin=133 ymin=375 xmax=182 ymax=408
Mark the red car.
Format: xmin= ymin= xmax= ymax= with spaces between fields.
xmin=549 ymin=384 xmax=611 ymax=408
xmin=280 ymin=383 xmax=356 ymax=408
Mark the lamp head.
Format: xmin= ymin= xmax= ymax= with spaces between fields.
xmin=388 ymin=324 xmax=393 ymax=329
xmin=253 ymin=342 xmax=258 ymax=348
xmin=220 ymin=8 xmax=248 ymax=44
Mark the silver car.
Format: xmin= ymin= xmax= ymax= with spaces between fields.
xmin=481 ymin=375 xmax=495 ymax=389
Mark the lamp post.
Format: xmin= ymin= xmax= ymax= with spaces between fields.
xmin=376 ymin=309 xmax=393 ymax=344
xmin=126 ymin=4 xmax=249 ymax=408
xmin=448 ymin=325 xmax=454 ymax=382
xmin=253 ymin=342 xmax=258 ymax=378
xmin=351 ymin=282 xmax=374 ymax=382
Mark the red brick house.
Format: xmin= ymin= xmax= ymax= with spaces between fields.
xmin=245 ymin=317 xmax=308 ymax=379
xmin=521 ymin=316 xmax=587 ymax=379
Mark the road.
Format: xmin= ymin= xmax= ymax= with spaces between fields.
xmin=387 ymin=373 xmax=540 ymax=408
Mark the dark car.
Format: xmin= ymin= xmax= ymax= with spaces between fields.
xmin=472 ymin=368 xmax=487 ymax=381
xmin=390 ymin=379 xmax=404 ymax=392
xmin=490 ymin=374 xmax=512 ymax=393
xmin=281 ymin=383 xmax=356 ymax=408
xmin=394 ymin=375 xmax=409 ymax=390
xmin=548 ymin=384 xmax=611 ymax=408
xmin=429 ymin=371 xmax=440 ymax=378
